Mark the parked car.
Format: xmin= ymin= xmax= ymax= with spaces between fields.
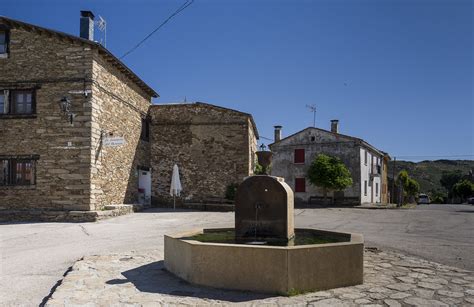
xmin=468 ymin=197 xmax=474 ymax=205
xmin=417 ymin=194 xmax=430 ymax=204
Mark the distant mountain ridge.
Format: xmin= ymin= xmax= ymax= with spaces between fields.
xmin=388 ymin=159 xmax=474 ymax=194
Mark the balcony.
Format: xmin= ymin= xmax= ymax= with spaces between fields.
xmin=370 ymin=165 xmax=381 ymax=178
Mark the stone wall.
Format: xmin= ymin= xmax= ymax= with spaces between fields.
xmin=0 ymin=24 xmax=94 ymax=211
xmin=89 ymin=53 xmax=152 ymax=209
xmin=149 ymin=103 xmax=258 ymax=204
xmin=0 ymin=20 xmax=155 ymax=215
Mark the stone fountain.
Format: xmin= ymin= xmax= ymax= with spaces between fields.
xmin=164 ymin=149 xmax=364 ymax=295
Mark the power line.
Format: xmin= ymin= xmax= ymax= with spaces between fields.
xmin=393 ymin=154 xmax=474 ymax=159
xmin=259 ymin=136 xmax=274 ymax=141
xmin=255 ymin=138 xmax=473 ymax=159
xmin=120 ymin=0 xmax=194 ymax=59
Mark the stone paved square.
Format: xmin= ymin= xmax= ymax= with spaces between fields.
xmin=2 ymin=206 xmax=473 ymax=305
xmin=46 ymin=248 xmax=473 ymax=306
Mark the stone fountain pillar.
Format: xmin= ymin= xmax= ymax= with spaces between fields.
xmin=235 ymin=150 xmax=295 ymax=242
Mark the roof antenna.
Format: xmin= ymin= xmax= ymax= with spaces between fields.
xmin=306 ymin=104 xmax=316 ymax=127
xmin=96 ymin=15 xmax=107 ymax=47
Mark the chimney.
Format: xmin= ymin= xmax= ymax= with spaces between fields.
xmin=80 ymin=11 xmax=95 ymax=41
xmin=330 ymin=120 xmax=339 ymax=133
xmin=274 ymin=125 xmax=282 ymax=142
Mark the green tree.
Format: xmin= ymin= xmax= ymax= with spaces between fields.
xmin=307 ymin=154 xmax=353 ymax=203
xmin=453 ymin=179 xmax=474 ymax=202
xmin=440 ymin=171 xmax=463 ymax=194
xmin=396 ymin=170 xmax=420 ymax=204
xmin=397 ymin=170 xmax=410 ymax=187
xmin=405 ymin=178 xmax=420 ymax=197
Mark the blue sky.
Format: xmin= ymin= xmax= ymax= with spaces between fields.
xmin=2 ymin=0 xmax=473 ymax=161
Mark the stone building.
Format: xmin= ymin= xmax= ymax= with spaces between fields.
xmin=0 ymin=13 xmax=158 ymax=220
xmin=269 ymin=121 xmax=390 ymax=205
xmin=149 ymin=102 xmax=259 ymax=204
xmin=0 ymin=14 xmax=259 ymax=220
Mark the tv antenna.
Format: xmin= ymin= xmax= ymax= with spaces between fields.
xmin=306 ymin=104 xmax=317 ymax=127
xmin=96 ymin=15 xmax=107 ymax=47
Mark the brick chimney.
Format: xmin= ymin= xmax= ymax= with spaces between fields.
xmin=80 ymin=11 xmax=95 ymax=41
xmin=330 ymin=120 xmax=339 ymax=133
xmin=274 ymin=125 xmax=282 ymax=142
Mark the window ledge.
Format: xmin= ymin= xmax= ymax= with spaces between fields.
xmin=0 ymin=114 xmax=37 ymax=119
xmin=294 ymin=162 xmax=306 ymax=165
xmin=0 ymin=185 xmax=36 ymax=190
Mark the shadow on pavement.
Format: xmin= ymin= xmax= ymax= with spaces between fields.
xmin=456 ymin=210 xmax=474 ymax=213
xmin=107 ymin=260 xmax=275 ymax=302
xmin=138 ymin=208 xmax=227 ymax=213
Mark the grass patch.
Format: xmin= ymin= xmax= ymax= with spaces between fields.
xmin=286 ymin=288 xmax=311 ymax=296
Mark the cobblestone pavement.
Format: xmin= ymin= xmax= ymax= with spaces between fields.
xmin=47 ymin=248 xmax=474 ymax=306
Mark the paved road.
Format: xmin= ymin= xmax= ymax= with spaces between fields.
xmin=1 ymin=204 xmax=473 ymax=306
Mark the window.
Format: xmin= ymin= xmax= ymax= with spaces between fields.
xmin=376 ymin=183 xmax=379 ymax=196
xmin=140 ymin=118 xmax=150 ymax=141
xmin=364 ymin=150 xmax=368 ymax=165
xmin=364 ymin=180 xmax=367 ymax=196
xmin=0 ymin=91 xmax=5 ymax=114
xmin=295 ymin=178 xmax=306 ymax=193
xmin=0 ymin=28 xmax=9 ymax=57
xmin=294 ymin=149 xmax=305 ymax=164
xmin=0 ymin=89 xmax=36 ymax=115
xmin=0 ymin=157 xmax=37 ymax=186
xmin=311 ymin=136 xmax=315 ymax=142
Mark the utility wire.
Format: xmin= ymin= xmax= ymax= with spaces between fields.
xmin=120 ymin=0 xmax=194 ymax=59
xmin=258 ymin=136 xmax=473 ymax=159
xmin=393 ymin=155 xmax=474 ymax=159
xmin=259 ymin=136 xmax=274 ymax=141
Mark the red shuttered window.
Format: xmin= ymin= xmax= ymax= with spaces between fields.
xmin=295 ymin=178 xmax=306 ymax=193
xmin=294 ymin=149 xmax=305 ymax=164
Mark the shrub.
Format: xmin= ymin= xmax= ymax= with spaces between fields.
xmin=254 ymin=163 xmax=265 ymax=175
xmin=453 ymin=179 xmax=474 ymax=202
xmin=431 ymin=191 xmax=446 ymax=204
xmin=225 ymin=183 xmax=239 ymax=201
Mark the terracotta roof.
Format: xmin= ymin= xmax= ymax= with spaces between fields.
xmin=0 ymin=16 xmax=159 ymax=98
xmin=269 ymin=126 xmax=387 ymax=157
xmin=151 ymin=101 xmax=259 ymax=139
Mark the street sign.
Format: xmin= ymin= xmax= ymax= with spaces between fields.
xmin=103 ymin=136 xmax=125 ymax=147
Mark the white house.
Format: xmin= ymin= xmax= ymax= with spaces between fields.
xmin=269 ymin=120 xmax=390 ymax=205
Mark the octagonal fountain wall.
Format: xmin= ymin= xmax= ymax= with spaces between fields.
xmin=164 ymin=150 xmax=364 ymax=295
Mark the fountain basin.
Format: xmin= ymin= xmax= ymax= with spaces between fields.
xmin=164 ymin=228 xmax=364 ymax=295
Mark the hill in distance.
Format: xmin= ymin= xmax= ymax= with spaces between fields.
xmin=387 ymin=159 xmax=474 ymax=194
